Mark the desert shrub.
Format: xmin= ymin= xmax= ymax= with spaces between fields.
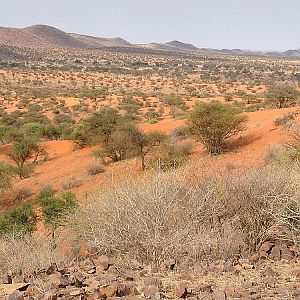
xmin=72 ymin=108 xmax=123 ymax=147
xmin=39 ymin=191 xmax=76 ymax=228
xmin=61 ymin=177 xmax=82 ymax=190
xmin=266 ymin=84 xmax=299 ymax=108
xmin=188 ymin=102 xmax=248 ymax=154
xmin=170 ymin=125 xmax=190 ymax=141
xmin=0 ymin=161 xmax=14 ymax=190
xmin=0 ymin=203 xmax=37 ymax=235
xmin=148 ymin=141 xmax=192 ymax=171
xmin=284 ymin=124 xmax=300 ymax=161
xmin=170 ymin=107 xmax=186 ymax=118
xmin=86 ymin=162 xmax=105 ymax=175
xmin=119 ymin=96 xmax=142 ymax=114
xmin=68 ymin=163 xmax=300 ymax=264
xmin=53 ymin=114 xmax=75 ymax=124
xmin=14 ymin=187 xmax=33 ymax=202
xmin=9 ymin=136 xmax=48 ymax=179
xmin=0 ymin=234 xmax=69 ymax=275
xmin=68 ymin=172 xmax=232 ymax=263
xmin=274 ymin=112 xmax=298 ymax=127
xmin=162 ymin=94 xmax=188 ymax=111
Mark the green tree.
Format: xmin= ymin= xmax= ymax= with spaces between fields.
xmin=0 ymin=161 xmax=14 ymax=190
xmin=0 ymin=203 xmax=37 ymax=235
xmin=131 ymin=131 xmax=166 ymax=170
xmin=188 ymin=102 xmax=248 ymax=154
xmin=267 ymin=84 xmax=299 ymax=108
xmin=9 ymin=137 xmax=48 ymax=179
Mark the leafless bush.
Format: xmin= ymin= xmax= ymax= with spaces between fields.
xmin=0 ymin=233 xmax=69 ymax=275
xmin=86 ymin=162 xmax=105 ymax=175
xmin=62 ymin=176 xmax=82 ymax=190
xmin=68 ymin=162 xmax=300 ymax=264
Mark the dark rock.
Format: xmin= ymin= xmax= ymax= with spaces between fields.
xmin=46 ymin=263 xmax=58 ymax=275
xmin=259 ymin=241 xmax=274 ymax=253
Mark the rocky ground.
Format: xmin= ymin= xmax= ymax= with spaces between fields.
xmin=1 ymin=238 xmax=300 ymax=300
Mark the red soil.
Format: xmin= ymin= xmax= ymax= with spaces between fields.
xmin=1 ymin=107 xmax=299 ymax=209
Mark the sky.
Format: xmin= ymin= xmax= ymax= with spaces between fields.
xmin=0 ymin=0 xmax=299 ymax=51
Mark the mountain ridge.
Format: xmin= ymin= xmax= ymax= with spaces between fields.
xmin=0 ymin=24 xmax=299 ymax=58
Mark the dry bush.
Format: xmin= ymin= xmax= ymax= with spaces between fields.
xmin=224 ymin=164 xmax=300 ymax=252
xmin=68 ymin=162 xmax=300 ymax=264
xmin=62 ymin=176 xmax=82 ymax=190
xmin=68 ymin=172 xmax=238 ymax=263
xmin=0 ymin=233 xmax=69 ymax=275
xmin=86 ymin=162 xmax=105 ymax=175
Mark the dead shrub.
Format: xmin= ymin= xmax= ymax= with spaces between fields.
xmin=62 ymin=177 xmax=82 ymax=190
xmin=86 ymin=162 xmax=105 ymax=175
xmin=0 ymin=233 xmax=69 ymax=275
xmin=68 ymin=163 xmax=300 ymax=264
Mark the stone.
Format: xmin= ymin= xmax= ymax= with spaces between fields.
xmin=8 ymin=290 xmax=24 ymax=300
xmin=99 ymin=283 xmax=119 ymax=298
xmin=142 ymin=285 xmax=160 ymax=298
xmin=264 ymin=267 xmax=279 ymax=278
xmin=265 ymin=277 xmax=277 ymax=288
xmin=118 ymin=283 xmax=139 ymax=296
xmin=69 ymin=287 xmax=83 ymax=296
xmin=161 ymin=259 xmax=176 ymax=270
xmin=280 ymin=244 xmax=294 ymax=260
xmin=259 ymin=241 xmax=274 ymax=253
xmin=43 ymin=291 xmax=57 ymax=300
xmin=174 ymin=281 xmax=188 ymax=298
xmin=196 ymin=284 xmax=213 ymax=293
xmin=94 ymin=255 xmax=110 ymax=271
xmin=213 ymin=291 xmax=226 ymax=300
xmin=269 ymin=245 xmax=281 ymax=261
xmin=143 ymin=277 xmax=162 ymax=288
xmin=46 ymin=263 xmax=58 ymax=275
xmin=2 ymin=274 xmax=12 ymax=284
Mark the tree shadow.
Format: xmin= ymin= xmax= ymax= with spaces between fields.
xmin=225 ymin=133 xmax=262 ymax=152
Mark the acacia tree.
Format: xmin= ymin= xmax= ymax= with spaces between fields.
xmin=267 ymin=84 xmax=299 ymax=108
xmin=188 ymin=102 xmax=248 ymax=154
xmin=131 ymin=131 xmax=166 ymax=170
xmin=9 ymin=137 xmax=48 ymax=179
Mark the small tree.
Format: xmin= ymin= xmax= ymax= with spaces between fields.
xmin=9 ymin=137 xmax=48 ymax=179
xmin=0 ymin=161 xmax=14 ymax=190
xmin=95 ymin=123 xmax=138 ymax=163
xmin=131 ymin=131 xmax=166 ymax=170
xmin=266 ymin=84 xmax=299 ymax=108
xmin=188 ymin=102 xmax=248 ymax=154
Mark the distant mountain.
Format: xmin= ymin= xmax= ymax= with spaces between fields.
xmin=70 ymin=33 xmax=133 ymax=48
xmin=282 ymin=49 xmax=300 ymax=58
xmin=0 ymin=25 xmax=133 ymax=49
xmin=0 ymin=24 xmax=298 ymax=58
xmin=0 ymin=44 xmax=24 ymax=60
xmin=166 ymin=40 xmax=199 ymax=51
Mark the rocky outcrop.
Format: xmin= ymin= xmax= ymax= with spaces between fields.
xmin=1 ymin=243 xmax=300 ymax=299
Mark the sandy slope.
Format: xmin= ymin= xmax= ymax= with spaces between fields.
xmin=0 ymin=107 xmax=299 ymax=209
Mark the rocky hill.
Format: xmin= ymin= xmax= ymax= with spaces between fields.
xmin=0 ymin=24 xmax=299 ymax=61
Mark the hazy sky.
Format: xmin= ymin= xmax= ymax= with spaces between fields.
xmin=0 ymin=0 xmax=299 ymax=51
